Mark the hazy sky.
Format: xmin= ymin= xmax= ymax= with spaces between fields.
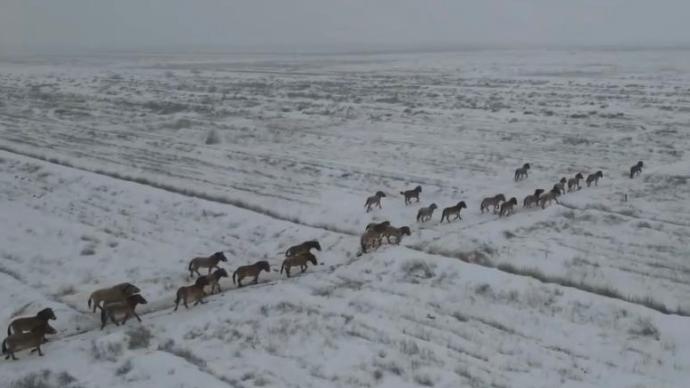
xmin=1 ymin=0 xmax=689 ymax=54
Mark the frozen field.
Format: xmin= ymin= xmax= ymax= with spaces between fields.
xmin=1 ymin=48 xmax=689 ymax=387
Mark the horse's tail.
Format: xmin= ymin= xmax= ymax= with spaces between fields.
xmin=1 ymin=339 xmax=7 ymax=355
xmin=88 ymin=296 xmax=92 ymax=309
xmin=188 ymin=259 xmax=195 ymax=272
xmin=400 ymin=191 xmax=405 ymax=196
xmin=630 ymin=168 xmax=634 ymax=179
xmin=360 ymin=236 xmax=367 ymax=254
xmin=280 ymin=262 xmax=285 ymax=274
xmin=7 ymin=323 xmax=12 ymax=336
xmin=232 ymin=270 xmax=237 ymax=285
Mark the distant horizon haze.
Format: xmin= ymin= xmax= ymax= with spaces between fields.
xmin=2 ymin=0 xmax=689 ymax=55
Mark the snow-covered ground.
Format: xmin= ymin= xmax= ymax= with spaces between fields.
xmin=1 ymin=48 xmax=689 ymax=387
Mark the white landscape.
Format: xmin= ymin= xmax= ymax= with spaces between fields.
xmin=1 ymin=48 xmax=689 ymax=388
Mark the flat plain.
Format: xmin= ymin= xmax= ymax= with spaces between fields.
xmin=1 ymin=48 xmax=689 ymax=387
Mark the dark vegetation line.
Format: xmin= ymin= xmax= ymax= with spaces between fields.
xmin=0 ymin=144 xmax=358 ymax=236
xmin=412 ymin=244 xmax=690 ymax=317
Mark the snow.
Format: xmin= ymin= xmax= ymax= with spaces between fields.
xmin=0 ymin=48 xmax=689 ymax=387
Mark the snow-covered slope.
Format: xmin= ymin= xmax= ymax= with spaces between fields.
xmin=1 ymin=49 xmax=689 ymax=387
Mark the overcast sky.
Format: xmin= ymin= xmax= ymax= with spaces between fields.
xmin=1 ymin=0 xmax=689 ymax=54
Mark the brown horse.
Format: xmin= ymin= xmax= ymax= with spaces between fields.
xmin=499 ymin=197 xmax=518 ymax=217
xmin=232 ymin=261 xmax=271 ymax=287
xmin=539 ymin=188 xmax=561 ymax=209
xmin=188 ymin=251 xmax=228 ymax=277
xmin=3 ymin=322 xmax=57 ymax=360
xmin=630 ymin=161 xmax=643 ymax=178
xmin=198 ymin=268 xmax=229 ymax=294
xmin=88 ymin=283 xmax=140 ymax=313
xmin=7 ymin=308 xmax=56 ymax=336
xmin=381 ymin=225 xmax=411 ymax=244
xmin=514 ymin=163 xmax=531 ymax=181
xmin=285 ymin=240 xmax=321 ymax=257
xmin=100 ymin=294 xmax=148 ymax=330
xmin=440 ymin=201 xmax=467 ymax=223
xmin=281 ymin=252 xmax=317 ymax=278
xmin=364 ymin=191 xmax=386 ymax=212
xmin=567 ymin=173 xmax=584 ymax=192
xmin=174 ymin=277 xmax=210 ymax=311
xmin=401 ymin=185 xmax=422 ymax=205
xmin=586 ymin=171 xmax=603 ymax=187
xmin=523 ymin=189 xmax=544 ymax=208
xmin=416 ymin=203 xmax=437 ymax=222
xmin=480 ymin=194 xmax=506 ymax=214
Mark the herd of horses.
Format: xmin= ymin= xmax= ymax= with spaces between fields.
xmin=2 ymin=241 xmax=322 ymax=360
xmin=2 ymin=160 xmax=644 ymax=360
xmin=359 ymin=161 xmax=641 ymax=255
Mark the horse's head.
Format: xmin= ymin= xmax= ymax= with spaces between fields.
xmin=128 ymin=294 xmax=148 ymax=306
xmin=309 ymin=240 xmax=322 ymax=251
xmin=258 ymin=261 xmax=271 ymax=272
xmin=37 ymin=308 xmax=56 ymax=321
xmin=213 ymin=252 xmax=228 ymax=262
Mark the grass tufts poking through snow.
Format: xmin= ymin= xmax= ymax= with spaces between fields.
xmin=496 ymin=262 xmax=690 ymax=316
xmin=127 ymin=326 xmax=153 ymax=350
xmin=115 ymin=360 xmax=133 ymax=377
xmin=158 ymin=339 xmax=207 ymax=368
xmin=401 ymin=259 xmax=435 ymax=280
xmin=628 ymin=317 xmax=660 ymax=340
xmin=10 ymin=370 xmax=82 ymax=388
xmin=91 ymin=335 xmax=124 ymax=362
xmin=205 ymin=129 xmax=222 ymax=145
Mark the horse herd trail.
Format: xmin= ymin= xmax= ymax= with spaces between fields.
xmin=0 ymin=146 xmax=685 ymax=368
